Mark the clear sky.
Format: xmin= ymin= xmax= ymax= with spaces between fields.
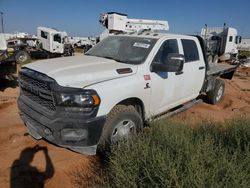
xmin=1 ymin=0 xmax=250 ymax=38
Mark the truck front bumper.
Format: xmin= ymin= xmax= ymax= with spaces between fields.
xmin=18 ymin=96 xmax=106 ymax=155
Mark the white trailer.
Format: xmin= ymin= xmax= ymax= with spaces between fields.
xmin=201 ymin=24 xmax=241 ymax=63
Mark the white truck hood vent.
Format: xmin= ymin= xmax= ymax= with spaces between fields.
xmin=24 ymin=55 xmax=138 ymax=88
xmin=116 ymin=68 xmax=133 ymax=74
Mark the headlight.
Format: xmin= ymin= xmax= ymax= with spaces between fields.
xmin=56 ymin=93 xmax=100 ymax=108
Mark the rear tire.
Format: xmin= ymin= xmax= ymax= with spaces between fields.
xmin=83 ymin=45 xmax=92 ymax=53
xmin=98 ymin=105 xmax=143 ymax=151
xmin=208 ymin=55 xmax=213 ymax=64
xmin=207 ymin=79 xmax=225 ymax=104
xmin=213 ymin=55 xmax=219 ymax=63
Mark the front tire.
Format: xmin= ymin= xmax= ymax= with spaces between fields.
xmin=207 ymin=79 xmax=225 ymax=104
xmin=98 ymin=105 xmax=143 ymax=151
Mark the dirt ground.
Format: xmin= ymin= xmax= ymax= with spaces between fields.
xmin=0 ymin=66 xmax=250 ymax=188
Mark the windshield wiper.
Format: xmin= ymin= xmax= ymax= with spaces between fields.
xmin=102 ymin=56 xmax=125 ymax=63
xmin=84 ymin=54 xmax=125 ymax=63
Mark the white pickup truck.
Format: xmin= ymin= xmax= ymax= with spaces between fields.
xmin=18 ymin=32 xmax=237 ymax=155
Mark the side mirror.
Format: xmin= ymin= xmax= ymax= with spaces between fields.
xmin=151 ymin=53 xmax=185 ymax=72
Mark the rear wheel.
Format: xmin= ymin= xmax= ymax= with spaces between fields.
xmin=15 ymin=50 xmax=30 ymax=64
xmin=207 ymin=79 xmax=225 ymax=104
xmin=213 ymin=55 xmax=219 ymax=63
xmin=83 ymin=45 xmax=92 ymax=53
xmin=98 ymin=105 xmax=143 ymax=151
xmin=208 ymin=55 xmax=213 ymax=64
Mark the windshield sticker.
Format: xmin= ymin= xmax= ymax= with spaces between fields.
xmin=133 ymin=42 xmax=150 ymax=49
xmin=143 ymin=39 xmax=152 ymax=42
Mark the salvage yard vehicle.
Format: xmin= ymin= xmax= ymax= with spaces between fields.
xmin=201 ymin=24 xmax=241 ymax=63
xmin=0 ymin=34 xmax=16 ymax=79
xmin=99 ymin=12 xmax=169 ymax=37
xmin=6 ymin=38 xmax=32 ymax=64
xmin=68 ymin=36 xmax=96 ymax=52
xmin=18 ymin=30 xmax=237 ymax=155
xmin=32 ymin=27 xmax=74 ymax=57
xmin=6 ymin=27 xmax=74 ymax=62
xmin=72 ymin=12 xmax=170 ymax=53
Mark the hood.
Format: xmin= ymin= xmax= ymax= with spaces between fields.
xmin=24 ymin=55 xmax=138 ymax=88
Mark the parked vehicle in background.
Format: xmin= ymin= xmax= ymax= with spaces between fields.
xmin=74 ymin=12 xmax=170 ymax=53
xmin=69 ymin=36 xmax=96 ymax=52
xmin=2 ymin=32 xmax=30 ymax=40
xmin=6 ymin=38 xmax=32 ymax=64
xmin=0 ymin=34 xmax=16 ymax=79
xmin=5 ymin=27 xmax=74 ymax=63
xmin=29 ymin=27 xmax=74 ymax=58
xmin=201 ymin=24 xmax=241 ymax=63
xmin=237 ymin=38 xmax=250 ymax=52
xmin=99 ymin=12 xmax=169 ymax=39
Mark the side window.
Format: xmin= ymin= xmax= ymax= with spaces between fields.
xmin=153 ymin=39 xmax=179 ymax=64
xmin=229 ymin=36 xmax=233 ymax=42
xmin=41 ymin=31 xmax=48 ymax=39
xmin=181 ymin=39 xmax=199 ymax=62
xmin=53 ymin=34 xmax=61 ymax=43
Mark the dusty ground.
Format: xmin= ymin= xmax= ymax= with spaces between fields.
xmin=174 ymin=66 xmax=250 ymax=122
xmin=0 ymin=65 xmax=249 ymax=188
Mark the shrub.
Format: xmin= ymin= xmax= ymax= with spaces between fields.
xmin=104 ymin=118 xmax=250 ymax=188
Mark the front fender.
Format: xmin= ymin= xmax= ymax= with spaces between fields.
xmin=85 ymin=74 xmax=151 ymax=118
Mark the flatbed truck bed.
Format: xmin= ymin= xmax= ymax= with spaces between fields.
xmin=207 ymin=63 xmax=237 ymax=76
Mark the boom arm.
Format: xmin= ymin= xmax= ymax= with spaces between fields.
xmin=100 ymin=12 xmax=169 ymax=33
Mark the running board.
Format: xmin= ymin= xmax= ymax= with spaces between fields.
xmin=151 ymin=99 xmax=203 ymax=122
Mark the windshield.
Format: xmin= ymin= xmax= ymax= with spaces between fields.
xmin=86 ymin=36 xmax=157 ymax=65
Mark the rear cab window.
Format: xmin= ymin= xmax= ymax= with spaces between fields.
xmin=181 ymin=39 xmax=199 ymax=62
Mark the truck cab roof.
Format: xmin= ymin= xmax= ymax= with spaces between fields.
xmin=114 ymin=31 xmax=199 ymax=40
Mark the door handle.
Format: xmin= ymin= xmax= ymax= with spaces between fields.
xmin=175 ymin=71 xmax=183 ymax=75
xmin=199 ymin=66 xmax=205 ymax=70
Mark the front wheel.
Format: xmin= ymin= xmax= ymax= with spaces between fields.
xmin=98 ymin=105 xmax=143 ymax=151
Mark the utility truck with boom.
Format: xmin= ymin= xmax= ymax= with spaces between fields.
xmin=18 ymin=14 xmax=237 ymax=155
xmin=99 ymin=12 xmax=169 ymax=37
xmin=80 ymin=12 xmax=169 ymax=53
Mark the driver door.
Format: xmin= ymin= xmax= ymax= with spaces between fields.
xmin=149 ymin=38 xmax=186 ymax=116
